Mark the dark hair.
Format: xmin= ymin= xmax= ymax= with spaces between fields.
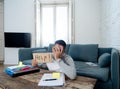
xmin=55 ymin=40 xmax=66 ymax=49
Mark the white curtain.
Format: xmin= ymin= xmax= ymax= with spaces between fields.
xmin=35 ymin=0 xmax=74 ymax=47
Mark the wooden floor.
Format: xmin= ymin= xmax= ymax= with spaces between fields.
xmin=0 ymin=64 xmax=5 ymax=72
xmin=0 ymin=64 xmax=14 ymax=72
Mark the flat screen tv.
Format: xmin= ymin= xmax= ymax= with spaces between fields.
xmin=4 ymin=32 xmax=31 ymax=48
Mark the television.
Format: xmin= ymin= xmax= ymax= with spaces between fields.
xmin=4 ymin=32 xmax=31 ymax=48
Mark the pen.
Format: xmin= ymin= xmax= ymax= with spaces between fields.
xmin=44 ymin=79 xmax=57 ymax=81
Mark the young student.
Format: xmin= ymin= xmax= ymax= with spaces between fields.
xmin=32 ymin=40 xmax=76 ymax=79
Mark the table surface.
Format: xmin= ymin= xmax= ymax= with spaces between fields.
xmin=19 ymin=69 xmax=97 ymax=89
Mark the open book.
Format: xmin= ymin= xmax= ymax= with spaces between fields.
xmin=38 ymin=73 xmax=65 ymax=87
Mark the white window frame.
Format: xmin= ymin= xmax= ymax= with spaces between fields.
xmin=34 ymin=0 xmax=75 ymax=47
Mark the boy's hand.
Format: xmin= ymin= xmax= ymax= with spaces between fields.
xmin=32 ymin=59 xmax=38 ymax=67
xmin=52 ymin=45 xmax=63 ymax=60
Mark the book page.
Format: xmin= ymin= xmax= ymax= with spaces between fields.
xmin=85 ymin=62 xmax=98 ymax=66
xmin=38 ymin=73 xmax=65 ymax=87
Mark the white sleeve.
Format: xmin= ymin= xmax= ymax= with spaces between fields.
xmin=55 ymin=55 xmax=76 ymax=79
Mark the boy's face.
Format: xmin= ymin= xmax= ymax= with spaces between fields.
xmin=52 ymin=44 xmax=64 ymax=53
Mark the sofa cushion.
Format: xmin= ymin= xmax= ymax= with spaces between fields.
xmin=32 ymin=48 xmax=47 ymax=53
xmin=98 ymin=53 xmax=111 ymax=67
xmin=22 ymin=59 xmax=32 ymax=65
xmin=74 ymin=61 xmax=109 ymax=82
xmin=48 ymin=44 xmax=54 ymax=52
xmin=68 ymin=44 xmax=98 ymax=62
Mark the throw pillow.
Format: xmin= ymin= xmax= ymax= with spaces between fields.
xmin=98 ymin=53 xmax=111 ymax=67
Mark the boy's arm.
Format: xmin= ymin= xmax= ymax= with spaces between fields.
xmin=56 ymin=55 xmax=76 ymax=79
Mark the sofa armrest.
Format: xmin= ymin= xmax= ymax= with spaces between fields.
xmin=111 ymin=48 xmax=119 ymax=89
xmin=18 ymin=47 xmax=47 ymax=62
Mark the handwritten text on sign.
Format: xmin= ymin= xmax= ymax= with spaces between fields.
xmin=33 ymin=53 xmax=52 ymax=63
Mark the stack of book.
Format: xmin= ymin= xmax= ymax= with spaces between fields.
xmin=5 ymin=65 xmax=40 ymax=77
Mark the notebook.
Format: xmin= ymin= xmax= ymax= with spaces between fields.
xmin=38 ymin=73 xmax=65 ymax=87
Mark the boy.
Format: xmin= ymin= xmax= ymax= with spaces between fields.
xmin=32 ymin=40 xmax=76 ymax=79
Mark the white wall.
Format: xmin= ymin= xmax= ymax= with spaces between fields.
xmin=4 ymin=0 xmax=35 ymax=64
xmin=74 ymin=0 xmax=101 ymax=44
xmin=101 ymin=0 xmax=120 ymax=51
xmin=0 ymin=0 xmax=4 ymax=63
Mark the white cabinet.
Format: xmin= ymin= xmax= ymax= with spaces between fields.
xmin=0 ymin=0 xmax=4 ymax=64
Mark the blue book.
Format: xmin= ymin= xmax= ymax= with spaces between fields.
xmin=4 ymin=65 xmax=40 ymax=77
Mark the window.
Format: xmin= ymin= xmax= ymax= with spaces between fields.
xmin=35 ymin=0 xmax=74 ymax=47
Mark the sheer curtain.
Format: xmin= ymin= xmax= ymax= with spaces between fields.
xmin=35 ymin=0 xmax=74 ymax=47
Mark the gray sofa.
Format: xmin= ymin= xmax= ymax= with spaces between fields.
xmin=18 ymin=44 xmax=119 ymax=89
